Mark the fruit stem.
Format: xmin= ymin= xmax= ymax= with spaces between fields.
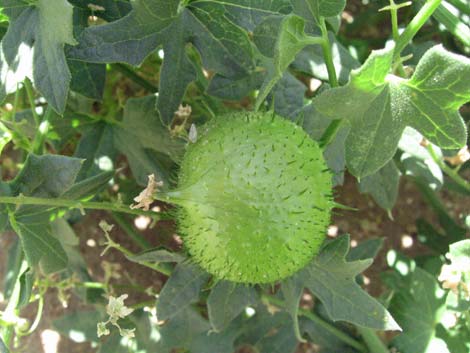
xmin=0 ymin=195 xmax=159 ymax=218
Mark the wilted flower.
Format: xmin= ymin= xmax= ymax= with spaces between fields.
xmin=130 ymin=174 xmax=162 ymax=211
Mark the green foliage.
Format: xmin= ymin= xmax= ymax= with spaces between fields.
xmin=0 ymin=0 xmax=77 ymax=113
xmin=156 ymin=262 xmax=210 ymax=321
xmin=389 ymin=268 xmax=447 ymax=353
xmin=298 ymin=235 xmax=400 ymax=330
xmin=0 ymin=0 xmax=469 ymax=352
xmin=207 ymin=281 xmax=258 ymax=332
xmin=314 ymin=45 xmax=470 ymax=178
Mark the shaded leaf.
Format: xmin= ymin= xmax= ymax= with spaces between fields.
xmin=269 ymin=71 xmax=306 ymax=119
xmin=398 ymin=127 xmax=443 ymax=190
xmin=5 ymin=154 xmax=112 ymax=273
xmin=68 ymin=59 xmax=105 ymax=100
xmin=9 ymin=153 xmax=82 ymax=198
xmin=68 ymin=0 xmax=132 ymax=22
xmin=359 ymin=160 xmax=400 ymax=211
xmin=280 ymin=275 xmax=305 ymax=342
xmin=73 ymin=123 xmax=116 ymax=180
xmin=53 ymin=310 xmax=102 ymax=344
xmin=113 ymin=95 xmax=185 ymax=186
xmin=298 ymin=235 xmax=400 ymax=330
xmin=347 ymin=237 xmax=384 ymax=262
xmin=68 ymin=0 xmax=254 ymax=121
xmin=156 ymin=15 xmax=196 ymax=125
xmin=207 ymin=70 xmax=265 ymax=100
xmin=157 ymin=262 xmax=210 ymax=321
xmin=238 ymin=305 xmax=298 ymax=353
xmin=300 ymin=317 xmax=355 ymax=352
xmin=191 ymin=320 xmax=242 ymax=353
xmin=207 ymin=280 xmax=258 ymax=332
xmin=67 ymin=0 xmax=178 ymax=65
xmin=291 ymin=0 xmax=346 ymax=21
xmin=157 ymin=307 xmax=210 ymax=353
xmin=255 ymin=14 xmax=322 ymax=110
xmin=214 ymin=0 xmax=290 ymax=31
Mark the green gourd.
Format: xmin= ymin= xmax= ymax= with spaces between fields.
xmin=162 ymin=111 xmax=333 ymax=283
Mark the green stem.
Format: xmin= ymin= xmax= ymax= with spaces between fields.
xmin=111 ymin=212 xmax=152 ymax=250
xmin=413 ymin=177 xmax=459 ymax=229
xmin=19 ymin=296 xmax=44 ymax=336
xmin=32 ymin=105 xmax=53 ymax=155
xmin=393 ymin=0 xmax=442 ymax=61
xmin=427 ymin=144 xmax=470 ymax=193
xmin=112 ymin=64 xmax=159 ymax=92
xmin=319 ymin=119 xmax=343 ymax=148
xmin=115 ymin=244 xmax=173 ymax=277
xmin=446 ymin=0 xmax=470 ymax=15
xmin=5 ymin=84 xmax=22 ymax=122
xmin=390 ymin=0 xmax=400 ymax=41
xmin=23 ymin=78 xmax=40 ymax=127
xmin=319 ymin=17 xmax=339 ymax=88
xmin=317 ymin=17 xmax=343 ymax=148
xmin=1 ymin=254 xmax=27 ymax=347
xmin=0 ymin=195 xmax=159 ymax=218
xmin=357 ymin=327 xmax=389 ymax=353
xmin=263 ymin=295 xmax=367 ymax=352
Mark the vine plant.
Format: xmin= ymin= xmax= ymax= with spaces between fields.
xmin=0 ymin=0 xmax=469 ymax=353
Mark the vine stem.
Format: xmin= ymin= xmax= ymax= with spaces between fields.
xmin=111 ymin=212 xmax=152 ymax=250
xmin=381 ymin=0 xmax=412 ymax=76
xmin=318 ymin=17 xmax=343 ymax=148
xmin=426 ymin=144 xmax=470 ymax=193
xmin=319 ymin=17 xmax=338 ymax=88
xmin=393 ymin=0 xmax=442 ymax=61
xmin=0 ymin=195 xmax=159 ymax=218
xmin=103 ymin=238 xmax=173 ymax=277
xmin=111 ymin=64 xmax=159 ymax=93
xmin=23 ymin=78 xmax=40 ymax=126
xmin=32 ymin=105 xmax=53 ymax=155
xmin=357 ymin=327 xmax=389 ymax=353
xmin=262 ymin=295 xmax=367 ymax=352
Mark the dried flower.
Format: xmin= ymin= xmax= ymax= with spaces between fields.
xmin=130 ymin=174 xmax=162 ymax=211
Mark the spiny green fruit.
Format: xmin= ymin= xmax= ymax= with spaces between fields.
xmin=163 ymin=111 xmax=333 ymax=283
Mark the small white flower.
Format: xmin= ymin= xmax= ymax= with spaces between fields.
xmin=99 ymin=220 xmax=114 ymax=234
xmin=119 ymin=328 xmax=136 ymax=339
xmin=438 ymin=264 xmax=462 ymax=293
xmin=174 ymin=104 xmax=192 ymax=118
xmin=97 ymin=322 xmax=110 ymax=337
xmin=106 ymin=294 xmax=134 ymax=323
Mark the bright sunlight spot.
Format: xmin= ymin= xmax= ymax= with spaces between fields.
xmin=40 ymin=330 xmax=61 ymax=353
